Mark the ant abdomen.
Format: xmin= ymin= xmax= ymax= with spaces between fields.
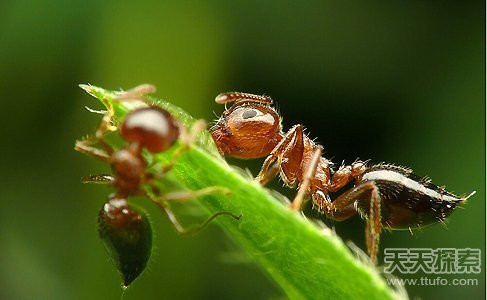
xmin=121 ymin=106 xmax=180 ymax=153
xmin=355 ymin=164 xmax=465 ymax=230
xmin=98 ymin=197 xmax=152 ymax=288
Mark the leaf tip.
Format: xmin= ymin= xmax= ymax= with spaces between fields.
xmin=79 ymin=83 xmax=99 ymax=99
xmin=79 ymin=83 xmax=91 ymax=91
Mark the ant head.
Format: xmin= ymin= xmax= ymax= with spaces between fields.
xmin=211 ymin=93 xmax=282 ymax=159
xmin=121 ymin=107 xmax=180 ymax=153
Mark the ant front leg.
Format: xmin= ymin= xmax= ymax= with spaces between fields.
xmin=74 ymin=136 xmax=112 ymax=163
xmin=313 ymin=181 xmax=382 ymax=264
xmin=79 ymin=84 xmax=118 ymax=144
xmin=75 ymin=97 xmax=117 ymax=161
xmin=255 ymin=124 xmax=304 ymax=185
xmin=290 ymin=146 xmax=322 ymax=210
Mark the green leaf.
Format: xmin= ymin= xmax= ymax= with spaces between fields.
xmin=78 ymin=84 xmax=402 ymax=300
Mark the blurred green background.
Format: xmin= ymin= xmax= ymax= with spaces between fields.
xmin=0 ymin=0 xmax=484 ymax=299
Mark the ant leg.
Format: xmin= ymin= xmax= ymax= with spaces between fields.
xmin=365 ymin=186 xmax=382 ymax=264
xmin=79 ymin=84 xmax=117 ymax=140
xmin=81 ymin=174 xmax=114 ymax=184
xmin=255 ymin=155 xmax=280 ymax=185
xmin=145 ymin=189 xmax=240 ymax=236
xmin=327 ymin=160 xmax=368 ymax=192
xmin=257 ymin=157 xmax=282 ymax=186
xmin=160 ymin=205 xmax=241 ymax=236
xmin=255 ymin=125 xmax=304 ymax=185
xmin=290 ymin=146 xmax=322 ymax=210
xmin=93 ymin=84 xmax=156 ymax=145
xmin=76 ymin=93 xmax=117 ymax=159
xmin=74 ymin=136 xmax=112 ymax=163
xmin=155 ymin=186 xmax=231 ymax=202
xmin=91 ymin=95 xmax=119 ymax=155
xmin=159 ymin=119 xmax=207 ymax=175
xmin=96 ymin=97 xmax=117 ymax=141
xmin=313 ymin=181 xmax=382 ymax=263
xmin=113 ymin=84 xmax=156 ymax=103
xmin=312 ymin=192 xmax=358 ymax=221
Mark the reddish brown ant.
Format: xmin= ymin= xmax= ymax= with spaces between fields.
xmin=210 ymin=92 xmax=475 ymax=264
xmin=75 ymin=84 xmax=240 ymax=287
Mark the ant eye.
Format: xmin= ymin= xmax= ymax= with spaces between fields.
xmin=242 ymin=109 xmax=258 ymax=119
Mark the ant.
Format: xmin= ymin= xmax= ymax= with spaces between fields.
xmin=75 ymin=84 xmax=240 ymax=287
xmin=210 ymin=92 xmax=475 ymax=264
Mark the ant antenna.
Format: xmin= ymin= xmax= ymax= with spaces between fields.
xmin=215 ymin=92 xmax=273 ymax=105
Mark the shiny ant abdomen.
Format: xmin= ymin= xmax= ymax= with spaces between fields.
xmin=210 ymin=92 xmax=474 ymax=264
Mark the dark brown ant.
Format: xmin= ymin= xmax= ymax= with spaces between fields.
xmin=210 ymin=92 xmax=475 ymax=264
xmin=75 ymin=84 xmax=240 ymax=287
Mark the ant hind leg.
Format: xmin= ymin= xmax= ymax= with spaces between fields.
xmin=161 ymin=205 xmax=241 ymax=236
xmin=145 ymin=187 xmax=240 ymax=236
xmin=314 ymin=181 xmax=382 ymax=264
xmin=365 ymin=184 xmax=382 ymax=264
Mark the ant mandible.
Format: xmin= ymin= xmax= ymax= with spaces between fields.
xmin=75 ymin=84 xmax=240 ymax=287
xmin=210 ymin=92 xmax=475 ymax=264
